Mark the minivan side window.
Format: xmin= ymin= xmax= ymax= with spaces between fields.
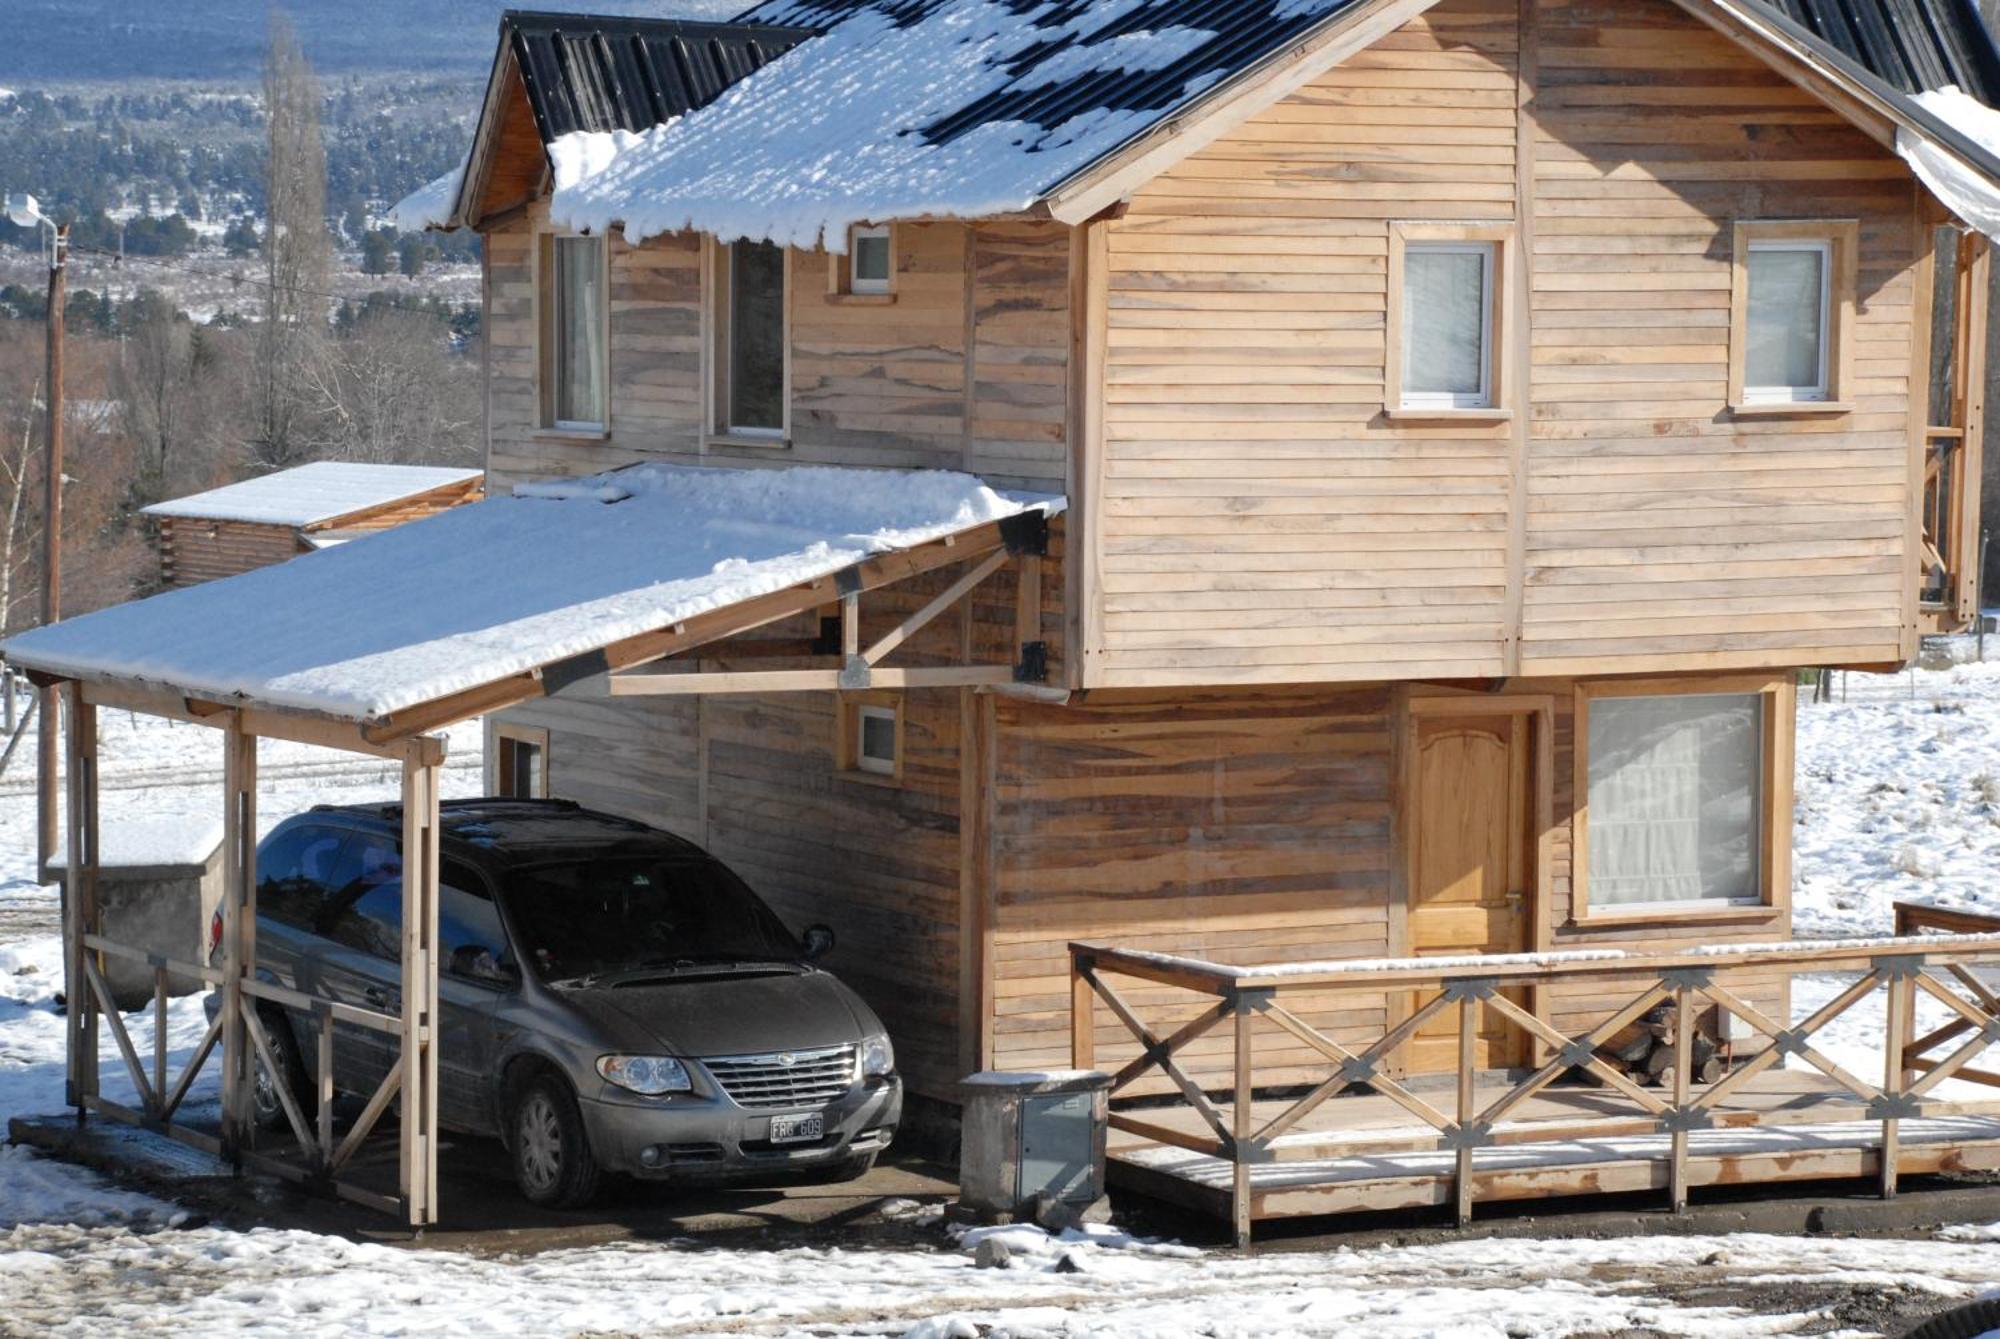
xmin=255 ymin=823 xmax=349 ymax=931
xmin=441 ymin=863 xmax=513 ymax=984
xmin=317 ymin=831 xmax=404 ymax=959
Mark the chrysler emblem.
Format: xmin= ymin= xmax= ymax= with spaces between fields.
xmin=775 ymin=1052 xmax=797 ymax=1067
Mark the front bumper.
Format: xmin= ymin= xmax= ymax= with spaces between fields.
xmin=577 ymin=1074 xmax=903 ymax=1180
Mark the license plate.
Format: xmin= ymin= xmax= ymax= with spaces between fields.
xmin=769 ymin=1112 xmax=824 ymax=1145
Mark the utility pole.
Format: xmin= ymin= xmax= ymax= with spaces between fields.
xmin=9 ymin=195 xmax=67 ymax=880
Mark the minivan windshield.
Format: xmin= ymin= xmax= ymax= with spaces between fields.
xmin=500 ymin=855 xmax=802 ymax=985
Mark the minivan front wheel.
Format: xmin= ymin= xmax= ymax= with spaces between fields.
xmin=511 ymin=1075 xmax=600 ymax=1209
xmin=251 ymin=1011 xmax=314 ymax=1133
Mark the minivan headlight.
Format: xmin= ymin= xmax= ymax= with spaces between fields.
xmin=597 ymin=1055 xmax=692 ymax=1095
xmin=859 ymin=1033 xmax=895 ymax=1078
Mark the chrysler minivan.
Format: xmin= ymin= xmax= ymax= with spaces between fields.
xmin=208 ymin=798 xmax=900 ymax=1207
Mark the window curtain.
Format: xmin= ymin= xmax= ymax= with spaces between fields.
xmin=1402 ymin=247 xmax=1487 ymax=399
xmin=1586 ymin=693 xmax=1762 ymax=906
xmin=555 ymin=236 xmax=606 ymax=425
xmin=1745 ymin=247 xmax=1824 ymax=392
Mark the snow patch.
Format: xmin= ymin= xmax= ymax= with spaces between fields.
xmin=141 ymin=461 xmax=481 ymax=528
xmin=1902 ymin=87 xmax=2000 ymax=242
xmin=386 ymin=162 xmax=465 ymax=232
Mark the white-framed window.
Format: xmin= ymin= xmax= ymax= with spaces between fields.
xmin=1400 ymin=241 xmax=1494 ymax=410
xmin=1729 ymin=220 xmax=1855 ymax=413
xmin=837 ymin=696 xmax=901 ymax=781
xmin=1579 ymin=690 xmax=1775 ymax=913
xmin=539 ymin=233 xmax=608 ymax=431
xmin=850 ymin=225 xmax=892 ymax=295
xmin=1743 ymin=240 xmax=1831 ymax=404
xmin=855 ymin=705 xmax=897 ymax=774
xmin=713 ymin=238 xmax=788 ymax=438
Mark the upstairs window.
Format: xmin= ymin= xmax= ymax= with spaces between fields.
xmin=540 ymin=233 xmax=607 ymax=431
xmin=849 ymin=225 xmax=892 ymax=295
xmin=713 ymin=239 xmax=788 ymax=438
xmin=495 ymin=723 xmax=549 ymax=799
xmin=1387 ymin=224 xmax=1511 ymax=417
xmin=1730 ymin=221 xmax=1856 ymax=412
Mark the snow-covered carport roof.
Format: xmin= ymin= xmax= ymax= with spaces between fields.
xmin=396 ymin=0 xmax=2000 ymax=248
xmin=1 ymin=465 xmax=1061 ymax=751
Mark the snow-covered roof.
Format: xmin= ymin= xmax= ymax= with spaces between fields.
xmin=47 ymin=818 xmax=224 ymax=871
xmin=142 ymin=462 xmax=483 ymax=529
xmin=395 ymin=0 xmax=2000 ymax=249
xmin=5 ymin=464 xmax=1061 ymax=725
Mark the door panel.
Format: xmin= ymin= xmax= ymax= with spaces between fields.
xmin=1407 ymin=713 xmax=1532 ymax=1073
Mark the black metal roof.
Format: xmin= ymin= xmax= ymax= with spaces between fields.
xmin=1747 ymin=0 xmax=2000 ymax=101
xmin=502 ymin=9 xmax=818 ymax=142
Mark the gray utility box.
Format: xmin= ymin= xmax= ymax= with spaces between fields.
xmin=51 ymin=820 xmax=224 ymax=1011
xmin=958 ymin=1069 xmax=1110 ymax=1223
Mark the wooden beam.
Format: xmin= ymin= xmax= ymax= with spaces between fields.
xmin=62 ymin=683 xmax=98 ymax=1117
xmin=218 ymin=714 xmax=256 ymax=1159
xmin=607 ymin=665 xmax=1017 ymax=696
xmin=399 ymin=747 xmax=442 ymax=1227
xmin=866 ymin=548 xmax=1010 ymax=667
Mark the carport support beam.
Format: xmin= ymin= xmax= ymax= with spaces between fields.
xmin=61 ymin=684 xmax=98 ymax=1116
xmin=399 ymin=739 xmax=443 ymax=1227
xmin=218 ymin=716 xmax=258 ymax=1161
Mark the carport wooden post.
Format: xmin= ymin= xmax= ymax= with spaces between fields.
xmin=61 ymin=683 xmax=98 ymax=1117
xmin=218 ymin=715 xmax=257 ymax=1160
xmin=398 ymin=738 xmax=443 ymax=1227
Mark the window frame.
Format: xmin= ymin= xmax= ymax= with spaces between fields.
xmin=1385 ymin=222 xmax=1513 ymax=421
xmin=706 ymin=236 xmax=792 ymax=446
xmin=1569 ymin=675 xmax=1794 ymax=927
xmin=836 ymin=693 xmax=902 ymax=783
xmin=492 ymin=721 xmax=550 ymax=799
xmin=848 ymin=224 xmax=895 ymax=297
xmin=535 ymin=229 xmax=611 ymax=436
xmin=1728 ymin=220 xmax=1857 ymax=415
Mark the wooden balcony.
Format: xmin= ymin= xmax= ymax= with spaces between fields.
xmin=1068 ymin=918 xmax=2000 ymax=1246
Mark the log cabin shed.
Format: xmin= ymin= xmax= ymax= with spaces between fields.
xmin=143 ymin=462 xmax=485 ymax=588
xmin=12 ymin=0 xmax=2000 ymax=1237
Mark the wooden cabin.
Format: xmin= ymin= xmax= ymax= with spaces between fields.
xmin=144 ymin=462 xmax=483 ymax=587
xmin=314 ymin=0 xmax=2000 ymax=1229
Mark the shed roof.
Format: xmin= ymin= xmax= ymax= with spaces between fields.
xmin=142 ymin=462 xmax=483 ymax=529
xmin=9 ymin=464 xmax=1059 ymax=729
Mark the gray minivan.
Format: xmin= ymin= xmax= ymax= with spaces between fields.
xmin=207 ymin=798 xmax=901 ymax=1207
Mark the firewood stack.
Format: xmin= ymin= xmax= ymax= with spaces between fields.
xmin=1595 ymin=1001 xmax=1728 ymax=1086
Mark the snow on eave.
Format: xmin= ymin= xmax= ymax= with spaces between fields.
xmin=388 ymin=162 xmax=468 ymax=233
xmin=1902 ymin=86 xmax=2000 ymax=242
xmin=6 ymin=464 xmax=1063 ymax=725
xmin=140 ymin=463 xmax=484 ymax=529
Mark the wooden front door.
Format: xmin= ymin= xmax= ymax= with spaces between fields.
xmin=1407 ymin=711 xmax=1533 ymax=1073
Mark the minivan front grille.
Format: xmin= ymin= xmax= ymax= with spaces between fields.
xmin=702 ymin=1044 xmax=856 ymax=1110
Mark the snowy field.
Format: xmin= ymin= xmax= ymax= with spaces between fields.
xmin=0 ymin=663 xmax=1997 ymax=1334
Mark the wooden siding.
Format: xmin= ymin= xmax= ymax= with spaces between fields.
xmin=983 ymin=673 xmax=1787 ymax=1093
xmin=1080 ymin=0 xmax=1927 ymax=689
xmin=155 ymin=518 xmax=307 ymax=588
xmin=488 ymin=524 xmax=1066 ymax=1100
xmin=485 ymin=207 xmax=1070 ymax=494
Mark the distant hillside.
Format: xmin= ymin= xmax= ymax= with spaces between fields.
xmin=0 ymin=0 xmax=745 ymax=82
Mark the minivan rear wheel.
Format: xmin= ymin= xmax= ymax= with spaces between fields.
xmin=511 ymin=1074 xmax=600 ymax=1209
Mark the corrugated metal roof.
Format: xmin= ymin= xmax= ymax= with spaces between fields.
xmin=502 ymin=9 xmax=817 ymax=142
xmin=734 ymin=0 xmax=1367 ymax=148
xmin=1746 ymin=0 xmax=2000 ymax=100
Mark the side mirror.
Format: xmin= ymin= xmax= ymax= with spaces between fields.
xmin=450 ymin=944 xmax=516 ymax=985
xmin=801 ymin=924 xmax=836 ymax=962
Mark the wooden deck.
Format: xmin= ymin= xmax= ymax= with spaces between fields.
xmin=1070 ymin=921 xmax=2000 ymax=1243
xmin=1106 ymin=1069 xmax=2000 ymax=1224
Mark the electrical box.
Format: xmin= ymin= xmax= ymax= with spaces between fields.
xmin=957 ymin=1070 xmax=1110 ymax=1223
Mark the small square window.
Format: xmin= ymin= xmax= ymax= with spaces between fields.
xmin=856 ymin=705 xmax=897 ymax=774
xmin=850 ymin=225 xmax=892 ymax=295
xmin=1400 ymin=242 xmax=1494 ymax=410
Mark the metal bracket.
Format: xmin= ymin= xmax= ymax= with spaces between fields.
xmin=1441 ymin=1121 xmax=1492 ymax=1151
xmin=1875 ymin=954 xmax=1925 ymax=981
xmin=1661 ymin=1107 xmax=1714 ymax=1133
xmin=1983 ymin=1018 xmax=2000 ymax=1044
xmin=838 ymin=656 xmax=872 ymax=690
xmin=1232 ymin=987 xmax=1275 ymax=1014
xmin=1338 ymin=1055 xmax=1379 ymax=1085
xmin=834 ymin=566 xmax=864 ymax=598
xmin=1868 ymin=1093 xmax=1923 ymax=1120
xmin=1000 ymin=509 xmax=1051 ymax=557
xmin=1560 ymin=1040 xmax=1598 ymax=1072
xmin=1769 ymin=1029 xmax=1812 ymax=1059
xmin=1015 ymin=640 xmax=1049 ymax=684
xmin=1660 ymin=968 xmax=1714 ymax=991
xmin=1442 ymin=977 xmax=1497 ymax=1003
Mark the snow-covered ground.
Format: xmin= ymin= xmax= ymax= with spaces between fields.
xmin=0 ymin=663 xmax=1998 ymax=1334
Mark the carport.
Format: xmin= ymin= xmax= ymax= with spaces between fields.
xmin=0 ymin=463 xmax=1060 ymax=1225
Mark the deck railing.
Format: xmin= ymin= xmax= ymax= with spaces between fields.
xmin=1069 ymin=931 xmax=2000 ymax=1246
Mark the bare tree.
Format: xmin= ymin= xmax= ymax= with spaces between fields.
xmin=119 ymin=290 xmax=219 ymax=505
xmin=0 ymin=373 xmax=41 ymax=637
xmin=252 ymin=9 xmax=333 ymax=473
xmin=299 ymin=308 xmax=480 ymax=465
